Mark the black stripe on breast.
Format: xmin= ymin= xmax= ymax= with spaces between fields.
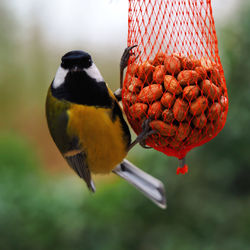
xmin=51 ymin=71 xmax=113 ymax=108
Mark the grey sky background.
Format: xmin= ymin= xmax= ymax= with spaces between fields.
xmin=8 ymin=0 xmax=241 ymax=50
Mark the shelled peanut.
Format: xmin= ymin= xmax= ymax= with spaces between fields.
xmin=123 ymin=52 xmax=228 ymax=150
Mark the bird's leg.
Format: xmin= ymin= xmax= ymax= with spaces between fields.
xmin=114 ymin=45 xmax=138 ymax=101
xmin=128 ymin=117 xmax=157 ymax=151
xmin=115 ymin=45 xmax=154 ymax=150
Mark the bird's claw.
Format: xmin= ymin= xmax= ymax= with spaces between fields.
xmin=140 ymin=142 xmax=152 ymax=149
xmin=120 ymin=45 xmax=139 ymax=89
xmin=120 ymin=45 xmax=138 ymax=72
xmin=139 ymin=129 xmax=157 ymax=149
xmin=128 ymin=117 xmax=157 ymax=151
xmin=139 ymin=117 xmax=157 ymax=149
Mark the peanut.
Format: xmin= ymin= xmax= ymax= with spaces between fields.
xmin=195 ymin=66 xmax=207 ymax=80
xmin=200 ymin=79 xmax=221 ymax=101
xmin=153 ymin=65 xmax=166 ymax=84
xmin=173 ymin=98 xmax=189 ymax=122
xmin=192 ymin=113 xmax=207 ymax=129
xmin=180 ymin=56 xmax=194 ymax=70
xmin=129 ymin=103 xmax=148 ymax=119
xmin=127 ymin=77 xmax=143 ymax=93
xmin=138 ymin=61 xmax=155 ymax=81
xmin=129 ymin=63 xmax=139 ymax=75
xmin=138 ymin=84 xmax=163 ymax=103
xmin=189 ymin=96 xmax=208 ymax=116
xmin=183 ymin=85 xmax=200 ymax=101
xmin=200 ymin=57 xmax=213 ymax=71
xmin=207 ymin=102 xmax=222 ymax=121
xmin=210 ymin=66 xmax=222 ymax=86
xmin=150 ymin=120 xmax=177 ymax=136
xmin=162 ymin=109 xmax=175 ymax=123
xmin=151 ymin=51 xmax=166 ymax=66
xmin=164 ymin=55 xmax=181 ymax=75
xmin=164 ymin=75 xmax=182 ymax=95
xmin=177 ymin=70 xmax=199 ymax=86
xmin=161 ymin=92 xmax=175 ymax=108
xmin=189 ymin=55 xmax=201 ymax=68
xmin=176 ymin=122 xmax=191 ymax=141
xmin=148 ymin=101 xmax=162 ymax=119
xmin=123 ymin=91 xmax=137 ymax=104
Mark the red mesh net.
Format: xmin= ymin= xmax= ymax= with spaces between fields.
xmin=122 ymin=0 xmax=228 ymax=161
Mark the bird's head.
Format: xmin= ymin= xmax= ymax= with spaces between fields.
xmin=52 ymin=50 xmax=103 ymax=89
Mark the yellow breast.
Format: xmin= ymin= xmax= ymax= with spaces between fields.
xmin=67 ymin=104 xmax=128 ymax=174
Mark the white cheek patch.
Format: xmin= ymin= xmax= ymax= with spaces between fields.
xmin=53 ymin=66 xmax=69 ymax=88
xmin=84 ymin=63 xmax=104 ymax=82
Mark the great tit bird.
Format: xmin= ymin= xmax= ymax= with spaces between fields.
xmin=46 ymin=48 xmax=166 ymax=208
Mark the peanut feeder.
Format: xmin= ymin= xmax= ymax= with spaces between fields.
xmin=122 ymin=0 xmax=229 ymax=174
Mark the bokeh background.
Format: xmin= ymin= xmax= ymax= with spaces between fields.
xmin=0 ymin=0 xmax=250 ymax=249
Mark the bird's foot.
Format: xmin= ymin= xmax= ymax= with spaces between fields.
xmin=120 ymin=45 xmax=138 ymax=73
xmin=119 ymin=45 xmax=138 ymax=89
xmin=128 ymin=117 xmax=156 ymax=151
xmin=115 ymin=45 xmax=139 ymax=101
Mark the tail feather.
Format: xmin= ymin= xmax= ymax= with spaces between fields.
xmin=113 ymin=159 xmax=167 ymax=209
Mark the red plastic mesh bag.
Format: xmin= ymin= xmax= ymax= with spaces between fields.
xmin=122 ymin=0 xmax=229 ymax=171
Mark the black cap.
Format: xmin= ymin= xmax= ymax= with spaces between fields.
xmin=61 ymin=50 xmax=92 ymax=69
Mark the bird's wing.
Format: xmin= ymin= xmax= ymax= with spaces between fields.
xmin=52 ymin=112 xmax=95 ymax=192
xmin=46 ymin=90 xmax=95 ymax=192
xmin=64 ymin=151 xmax=96 ymax=192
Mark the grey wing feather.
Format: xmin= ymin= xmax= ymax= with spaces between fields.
xmin=65 ymin=152 xmax=96 ymax=192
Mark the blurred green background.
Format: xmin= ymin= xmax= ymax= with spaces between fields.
xmin=0 ymin=0 xmax=250 ymax=249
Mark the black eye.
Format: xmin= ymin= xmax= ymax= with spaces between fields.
xmin=82 ymin=58 xmax=92 ymax=68
xmin=87 ymin=58 xmax=92 ymax=66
